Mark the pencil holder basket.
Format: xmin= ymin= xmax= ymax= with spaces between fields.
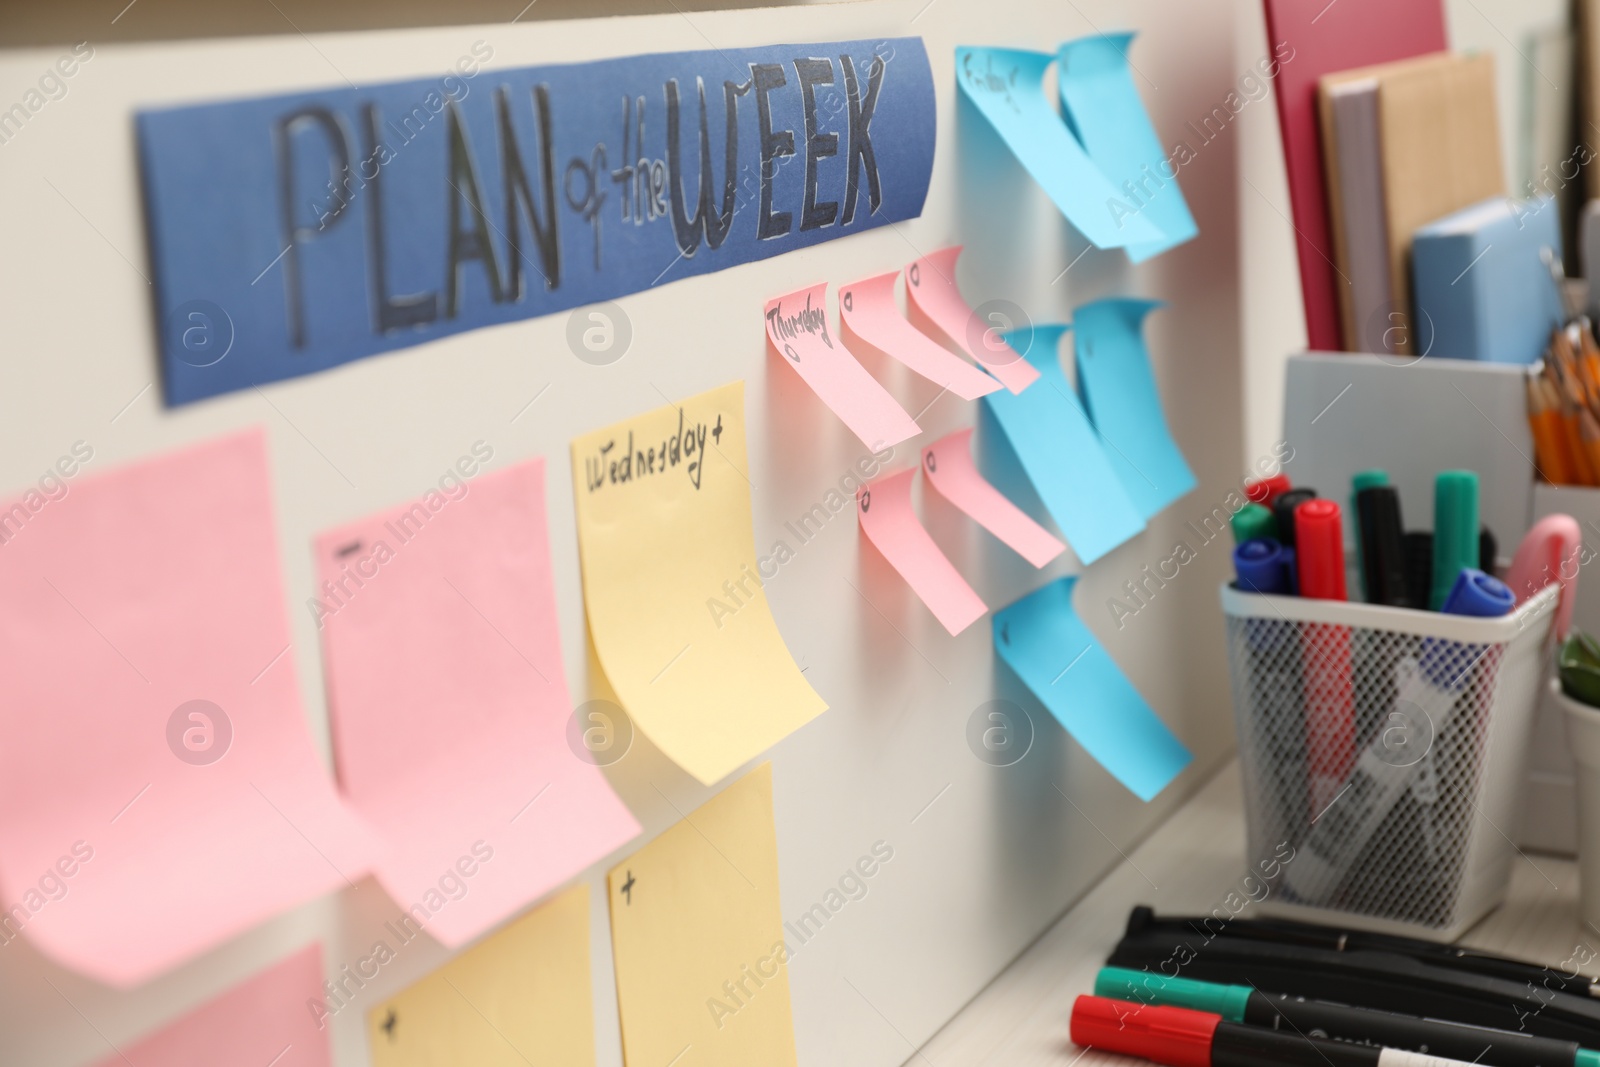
xmin=1220 ymin=581 xmax=1559 ymax=940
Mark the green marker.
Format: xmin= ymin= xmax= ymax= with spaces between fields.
xmin=1431 ymin=470 xmax=1480 ymax=610
xmin=1349 ymin=469 xmax=1389 ymax=599
xmin=1231 ymin=502 xmax=1276 ymax=544
xmin=1094 ymin=967 xmax=1600 ymax=1067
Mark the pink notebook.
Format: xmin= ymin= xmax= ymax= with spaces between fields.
xmin=1261 ymin=0 xmax=1446 ymax=350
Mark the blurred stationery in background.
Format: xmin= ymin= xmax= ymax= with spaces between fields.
xmin=1317 ymin=52 xmax=1504 ymax=355
xmin=1412 ymin=197 xmax=1563 ymax=364
xmin=1262 ymin=0 xmax=1448 ymax=350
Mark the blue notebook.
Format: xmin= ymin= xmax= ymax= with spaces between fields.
xmin=1411 ymin=196 xmax=1562 ymax=364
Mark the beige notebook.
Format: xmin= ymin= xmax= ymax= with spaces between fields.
xmin=1318 ymin=52 xmax=1503 ymax=354
xmin=1377 ymin=52 xmax=1505 ymax=354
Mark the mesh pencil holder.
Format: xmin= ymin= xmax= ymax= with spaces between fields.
xmin=1220 ymin=580 xmax=1559 ymax=940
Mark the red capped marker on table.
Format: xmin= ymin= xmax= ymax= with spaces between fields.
xmin=1071 ymin=994 xmax=1477 ymax=1067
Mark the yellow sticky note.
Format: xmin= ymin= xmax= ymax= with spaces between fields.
xmin=366 ymin=883 xmax=595 ymax=1066
xmin=571 ymin=381 xmax=825 ymax=785
xmin=608 ymin=763 xmax=796 ymax=1067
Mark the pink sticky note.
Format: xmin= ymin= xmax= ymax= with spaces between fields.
xmin=765 ymin=283 xmax=921 ymax=449
xmin=839 ymin=271 xmax=1002 ymax=400
xmin=856 ymin=467 xmax=987 ymax=635
xmin=903 ymin=246 xmax=1041 ymax=395
xmin=922 ymin=429 xmax=1065 ymax=568
xmin=0 ymin=429 xmax=376 ymax=987
xmin=315 ymin=458 xmax=639 ymax=948
xmin=92 ymin=944 xmax=331 ymax=1067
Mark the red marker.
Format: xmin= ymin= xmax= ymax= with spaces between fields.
xmin=1295 ymin=498 xmax=1355 ymax=814
xmin=1071 ymin=995 xmax=1475 ymax=1067
xmin=1244 ymin=472 xmax=1292 ymax=509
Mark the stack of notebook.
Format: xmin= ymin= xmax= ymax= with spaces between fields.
xmin=1317 ymin=52 xmax=1505 ymax=356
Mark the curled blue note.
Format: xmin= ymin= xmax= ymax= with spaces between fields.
xmin=956 ymin=46 xmax=1164 ymax=252
xmin=1058 ymin=32 xmax=1197 ymax=261
xmin=1074 ymin=298 xmax=1195 ymax=519
xmin=995 ymin=576 xmax=1192 ymax=801
xmin=984 ymin=325 xmax=1145 ymax=565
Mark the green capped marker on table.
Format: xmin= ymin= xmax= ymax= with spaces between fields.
xmin=1231 ymin=502 xmax=1276 ymax=544
xmin=1093 ymin=966 xmax=1600 ymax=1067
xmin=1350 ymin=469 xmax=1388 ymax=598
xmin=1431 ymin=470 xmax=1480 ymax=610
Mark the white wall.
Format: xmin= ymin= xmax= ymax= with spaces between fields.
xmin=0 ymin=2 xmax=1245 ymax=1065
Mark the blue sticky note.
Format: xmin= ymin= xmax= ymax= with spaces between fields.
xmin=1058 ymin=33 xmax=1197 ymax=261
xmin=1073 ymin=298 xmax=1195 ymax=519
xmin=138 ymin=39 xmax=938 ymax=405
xmin=984 ymin=325 xmax=1144 ymax=564
xmin=995 ymin=576 xmax=1191 ymax=801
xmin=955 ymin=46 xmax=1164 ymax=252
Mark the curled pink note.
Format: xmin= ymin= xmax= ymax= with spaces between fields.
xmin=315 ymin=458 xmax=640 ymax=948
xmin=89 ymin=945 xmax=331 ymax=1067
xmin=856 ymin=467 xmax=987 ymax=635
xmin=904 ymin=246 xmax=1040 ymax=395
xmin=839 ymin=271 xmax=1001 ymax=400
xmin=922 ymin=428 xmax=1064 ymax=568
xmin=0 ymin=429 xmax=377 ymax=986
xmin=765 ymin=283 xmax=920 ymax=449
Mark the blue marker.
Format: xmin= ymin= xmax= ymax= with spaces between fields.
xmin=1233 ymin=538 xmax=1289 ymax=594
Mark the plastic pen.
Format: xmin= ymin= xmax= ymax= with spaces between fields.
xmin=1286 ymin=568 xmax=1515 ymax=907
xmin=1274 ymin=487 xmax=1317 ymax=548
xmin=1357 ymin=486 xmax=1411 ymax=607
xmin=1072 ymin=995 xmax=1476 ymax=1067
xmin=1351 ymin=470 xmax=1389 ymax=599
xmin=1245 ymin=473 xmax=1292 ymax=509
xmin=1118 ymin=906 xmax=1600 ymax=1000
xmin=1232 ymin=502 xmax=1277 ymax=544
xmin=1431 ymin=471 xmax=1480 ymax=610
xmin=1297 ymin=498 xmax=1355 ymax=813
xmin=1233 ymin=538 xmax=1290 ymax=594
xmin=1094 ymin=967 xmax=1600 ymax=1067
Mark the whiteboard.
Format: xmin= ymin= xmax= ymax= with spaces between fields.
xmin=0 ymin=1 xmax=1243 ymax=1062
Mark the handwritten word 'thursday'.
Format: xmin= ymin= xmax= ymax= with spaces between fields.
xmin=583 ymin=408 xmax=722 ymax=492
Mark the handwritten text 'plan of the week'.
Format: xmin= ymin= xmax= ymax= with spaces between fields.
xmin=138 ymin=39 xmax=936 ymax=404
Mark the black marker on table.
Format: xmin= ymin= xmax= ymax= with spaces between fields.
xmin=1096 ymin=967 xmax=1600 ymax=1067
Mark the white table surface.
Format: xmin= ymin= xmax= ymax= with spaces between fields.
xmin=914 ymin=759 xmax=1597 ymax=1067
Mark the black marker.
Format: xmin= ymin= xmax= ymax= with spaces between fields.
xmin=1096 ymin=967 xmax=1600 ymax=1067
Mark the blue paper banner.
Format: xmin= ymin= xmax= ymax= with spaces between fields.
xmin=138 ymin=38 xmax=937 ymax=404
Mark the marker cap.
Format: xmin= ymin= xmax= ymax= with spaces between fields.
xmin=1234 ymin=538 xmax=1287 ymax=594
xmin=1431 ymin=470 xmax=1481 ymax=610
xmin=1440 ymin=568 xmax=1515 ymax=617
xmin=1273 ymin=488 xmax=1318 ymax=548
xmin=1357 ymin=486 xmax=1410 ymax=607
xmin=1405 ymin=532 xmax=1433 ymax=610
xmin=1295 ymin=499 xmax=1347 ymax=600
xmin=1351 ymin=469 xmax=1389 ymax=501
xmin=1576 ymin=1049 xmax=1600 ymax=1067
xmin=1232 ymin=503 xmax=1277 ymax=545
xmin=1094 ymin=967 xmax=1251 ymax=1023
xmin=1245 ymin=473 xmax=1292 ymax=509
xmin=1071 ymin=995 xmax=1218 ymax=1067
